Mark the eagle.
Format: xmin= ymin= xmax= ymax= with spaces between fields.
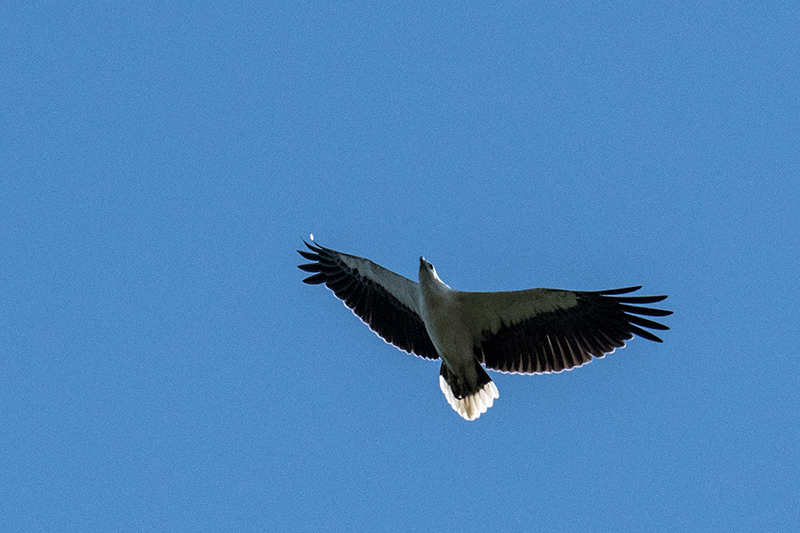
xmin=298 ymin=238 xmax=672 ymax=421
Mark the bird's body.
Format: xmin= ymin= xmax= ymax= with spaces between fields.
xmin=298 ymin=239 xmax=672 ymax=420
xmin=418 ymin=258 xmax=499 ymax=419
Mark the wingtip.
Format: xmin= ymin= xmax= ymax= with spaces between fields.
xmin=597 ymin=286 xmax=643 ymax=295
xmin=301 ymin=273 xmax=327 ymax=284
xmin=301 ymin=238 xmax=323 ymax=253
xmin=297 ymin=237 xmax=326 ymax=278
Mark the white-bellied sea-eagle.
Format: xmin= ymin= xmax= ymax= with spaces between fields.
xmin=298 ymin=238 xmax=672 ymax=421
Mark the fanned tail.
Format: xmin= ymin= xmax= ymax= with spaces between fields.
xmin=439 ymin=361 xmax=499 ymax=421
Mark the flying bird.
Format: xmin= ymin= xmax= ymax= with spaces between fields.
xmin=298 ymin=238 xmax=672 ymax=421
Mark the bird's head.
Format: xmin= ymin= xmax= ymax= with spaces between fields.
xmin=419 ymin=257 xmax=446 ymax=286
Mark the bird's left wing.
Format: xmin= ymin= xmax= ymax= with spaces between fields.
xmin=298 ymin=240 xmax=439 ymax=360
xmin=455 ymin=286 xmax=672 ymax=374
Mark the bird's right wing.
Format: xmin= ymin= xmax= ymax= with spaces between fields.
xmin=456 ymin=286 xmax=672 ymax=374
xmin=298 ymin=240 xmax=439 ymax=360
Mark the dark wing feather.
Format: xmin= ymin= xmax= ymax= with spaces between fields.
xmin=298 ymin=240 xmax=439 ymax=360
xmin=476 ymin=287 xmax=672 ymax=374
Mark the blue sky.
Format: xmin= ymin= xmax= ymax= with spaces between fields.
xmin=2 ymin=1 xmax=799 ymax=531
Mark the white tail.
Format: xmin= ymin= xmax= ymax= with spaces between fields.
xmin=439 ymin=376 xmax=499 ymax=421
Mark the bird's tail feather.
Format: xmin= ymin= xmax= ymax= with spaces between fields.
xmin=439 ymin=361 xmax=499 ymax=421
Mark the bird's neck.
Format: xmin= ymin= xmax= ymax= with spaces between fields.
xmin=420 ymin=271 xmax=452 ymax=298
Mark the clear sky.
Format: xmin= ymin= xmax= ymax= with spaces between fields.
xmin=2 ymin=2 xmax=799 ymax=531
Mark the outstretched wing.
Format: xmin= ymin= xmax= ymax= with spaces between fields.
xmin=456 ymin=286 xmax=672 ymax=374
xmin=298 ymin=240 xmax=439 ymax=360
